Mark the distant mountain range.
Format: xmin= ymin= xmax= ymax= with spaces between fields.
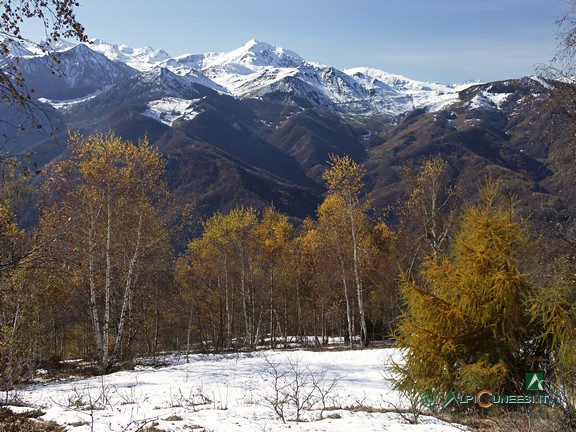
xmin=0 ymin=39 xmax=569 ymax=225
xmin=10 ymin=39 xmax=476 ymax=118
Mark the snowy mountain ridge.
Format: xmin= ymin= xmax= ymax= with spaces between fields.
xmin=11 ymin=38 xmax=481 ymax=120
xmin=150 ymin=38 xmax=476 ymax=116
xmin=88 ymin=39 xmax=171 ymax=71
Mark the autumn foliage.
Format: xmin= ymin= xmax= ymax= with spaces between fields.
xmin=0 ymin=131 xmax=575 ymax=432
xmin=393 ymin=179 xmax=541 ymax=396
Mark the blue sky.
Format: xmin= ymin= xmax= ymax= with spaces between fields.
xmin=25 ymin=0 xmax=566 ymax=84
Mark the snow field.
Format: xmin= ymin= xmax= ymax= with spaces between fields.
xmin=12 ymin=348 xmax=467 ymax=432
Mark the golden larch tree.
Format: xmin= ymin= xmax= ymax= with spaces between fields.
xmin=394 ymin=179 xmax=539 ymax=396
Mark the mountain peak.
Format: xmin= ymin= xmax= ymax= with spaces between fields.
xmin=225 ymin=39 xmax=304 ymax=68
xmin=242 ymin=39 xmax=271 ymax=51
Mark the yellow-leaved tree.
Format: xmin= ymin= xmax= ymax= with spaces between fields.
xmin=177 ymin=207 xmax=259 ymax=351
xmin=39 ymin=131 xmax=170 ymax=373
xmin=531 ymin=255 xmax=576 ymax=426
xmin=319 ymin=154 xmax=392 ymax=347
xmin=254 ymin=206 xmax=294 ymax=348
xmin=0 ymin=160 xmax=45 ymax=392
xmin=394 ymin=178 xmax=541 ymax=396
xmin=402 ymin=155 xmax=457 ymax=268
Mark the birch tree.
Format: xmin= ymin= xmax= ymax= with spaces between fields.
xmin=321 ymin=154 xmax=370 ymax=346
xmin=402 ymin=155 xmax=457 ymax=272
xmin=39 ymin=131 xmax=170 ymax=373
xmin=178 ymin=207 xmax=259 ymax=350
xmin=255 ymin=206 xmax=293 ymax=348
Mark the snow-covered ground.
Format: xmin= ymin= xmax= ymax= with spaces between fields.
xmin=9 ymin=348 xmax=467 ymax=432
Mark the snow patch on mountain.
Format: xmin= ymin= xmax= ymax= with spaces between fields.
xmin=2 ymin=40 xmax=39 ymax=57
xmin=143 ymin=97 xmax=204 ymax=126
xmin=166 ymin=41 xmax=407 ymax=115
xmin=202 ymin=39 xmax=304 ymax=70
xmin=148 ymin=38 xmax=479 ymax=117
xmin=38 ymin=86 xmax=111 ymax=109
xmin=469 ymin=90 xmax=512 ymax=110
xmin=138 ymin=67 xmax=214 ymax=98
xmin=159 ymin=39 xmax=309 ymax=96
xmin=0 ymin=38 xmax=71 ymax=59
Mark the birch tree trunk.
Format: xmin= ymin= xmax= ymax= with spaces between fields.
xmin=350 ymin=211 xmax=368 ymax=346
xmin=87 ymin=204 xmax=104 ymax=371
xmin=112 ymin=213 xmax=143 ymax=363
xmin=102 ymin=193 xmax=112 ymax=372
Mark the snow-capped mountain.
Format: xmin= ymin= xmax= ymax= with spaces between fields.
xmin=148 ymin=39 xmax=471 ymax=117
xmin=159 ymin=40 xmax=309 ymax=97
xmin=12 ymin=38 xmax=477 ymax=121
